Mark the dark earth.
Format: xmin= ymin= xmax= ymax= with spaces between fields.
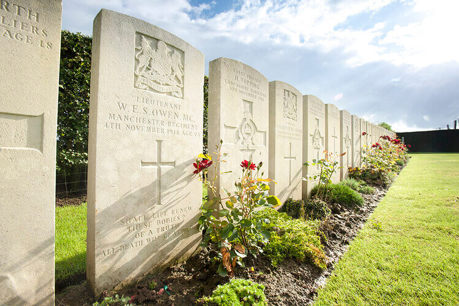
xmin=56 ymin=186 xmax=387 ymax=306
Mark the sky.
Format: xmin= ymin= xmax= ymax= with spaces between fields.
xmin=62 ymin=0 xmax=459 ymax=132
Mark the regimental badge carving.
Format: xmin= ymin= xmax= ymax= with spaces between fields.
xmin=344 ymin=126 xmax=352 ymax=164
xmin=283 ymin=89 xmax=297 ymax=121
xmin=134 ymin=33 xmax=184 ymax=98
xmin=309 ymin=118 xmax=324 ymax=169
xmin=224 ymin=100 xmax=267 ymax=160
xmin=311 ymin=118 xmax=324 ymax=150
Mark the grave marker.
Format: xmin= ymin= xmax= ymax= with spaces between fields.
xmin=325 ymin=104 xmax=341 ymax=183
xmin=268 ymin=81 xmax=303 ymax=202
xmin=208 ymin=58 xmax=269 ymax=197
xmin=302 ymin=95 xmax=326 ymax=197
xmin=351 ymin=115 xmax=361 ymax=167
xmin=87 ymin=10 xmax=204 ymax=294
xmin=340 ymin=110 xmax=352 ymax=180
xmin=0 ymin=1 xmax=62 ymax=304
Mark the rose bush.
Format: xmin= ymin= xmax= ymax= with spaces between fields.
xmin=194 ymin=143 xmax=280 ymax=276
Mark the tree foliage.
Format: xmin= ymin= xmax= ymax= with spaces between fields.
xmin=57 ymin=30 xmax=92 ymax=176
xmin=379 ymin=122 xmax=393 ymax=132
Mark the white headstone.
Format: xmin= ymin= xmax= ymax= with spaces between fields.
xmin=302 ymin=95 xmax=326 ymax=197
xmin=325 ymin=104 xmax=341 ymax=183
xmin=87 ymin=10 xmax=204 ymax=294
xmin=208 ymin=58 xmax=269 ymax=196
xmin=0 ymin=1 xmax=62 ymax=304
xmin=340 ymin=110 xmax=352 ymax=180
xmin=269 ymin=81 xmax=303 ymax=202
xmin=351 ymin=115 xmax=361 ymax=168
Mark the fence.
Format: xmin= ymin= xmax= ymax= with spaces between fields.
xmin=56 ymin=166 xmax=88 ymax=198
xmin=397 ymin=130 xmax=459 ymax=153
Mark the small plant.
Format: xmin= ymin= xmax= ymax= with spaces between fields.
xmin=311 ymin=184 xmax=364 ymax=209
xmin=255 ymin=208 xmax=327 ymax=269
xmin=304 ymin=151 xmax=344 ymax=202
xmin=194 ymin=142 xmax=281 ymax=276
xmin=199 ymin=278 xmax=267 ymax=305
xmin=304 ymin=197 xmax=331 ymax=220
xmin=279 ymin=198 xmax=305 ymax=219
xmin=148 ymin=280 xmax=157 ymax=290
xmin=93 ymin=294 xmax=133 ymax=306
xmin=339 ymin=178 xmax=375 ymax=194
xmin=370 ymin=219 xmax=383 ymax=231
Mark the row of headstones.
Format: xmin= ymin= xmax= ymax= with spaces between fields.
xmin=208 ymin=58 xmax=395 ymax=205
xmin=0 ymin=4 xmax=395 ymax=304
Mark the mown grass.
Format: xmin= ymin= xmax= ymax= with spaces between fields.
xmin=55 ymin=202 xmax=87 ymax=285
xmin=315 ymin=154 xmax=459 ymax=305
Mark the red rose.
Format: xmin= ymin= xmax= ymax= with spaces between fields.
xmin=193 ymin=159 xmax=213 ymax=174
xmin=362 ymin=132 xmax=367 ymax=136
xmin=407 ymin=144 xmax=412 ymax=148
xmin=241 ymin=160 xmax=256 ymax=170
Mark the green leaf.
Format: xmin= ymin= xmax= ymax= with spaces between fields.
xmin=221 ymin=223 xmax=235 ymax=239
xmin=217 ymin=264 xmax=228 ymax=277
xmin=266 ymin=195 xmax=281 ymax=207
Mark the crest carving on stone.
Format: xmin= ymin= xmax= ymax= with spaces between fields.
xmin=134 ymin=33 xmax=184 ymax=98
xmin=310 ymin=118 xmax=324 ymax=150
xmin=283 ymin=89 xmax=297 ymax=121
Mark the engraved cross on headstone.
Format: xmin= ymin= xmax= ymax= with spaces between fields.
xmin=331 ymin=126 xmax=338 ymax=154
xmin=284 ymin=142 xmax=296 ymax=184
xmin=141 ymin=140 xmax=176 ymax=205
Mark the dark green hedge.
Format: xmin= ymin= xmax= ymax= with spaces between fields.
xmin=57 ymin=30 xmax=91 ymax=178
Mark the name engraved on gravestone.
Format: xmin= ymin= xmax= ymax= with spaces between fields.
xmin=283 ymin=89 xmax=297 ymax=121
xmin=223 ymin=64 xmax=267 ymax=102
xmin=0 ymin=0 xmax=54 ymax=49
xmin=134 ymin=33 xmax=184 ymax=98
xmin=103 ymin=94 xmax=201 ymax=137
xmin=0 ymin=112 xmax=43 ymax=151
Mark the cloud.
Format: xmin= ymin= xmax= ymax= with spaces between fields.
xmin=60 ymin=0 xmax=459 ymax=133
xmin=391 ymin=120 xmax=430 ymax=132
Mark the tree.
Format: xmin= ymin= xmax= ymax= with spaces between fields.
xmin=379 ymin=122 xmax=393 ymax=132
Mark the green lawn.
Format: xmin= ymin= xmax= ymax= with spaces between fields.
xmin=315 ymin=154 xmax=459 ymax=305
xmin=55 ymin=202 xmax=87 ymax=285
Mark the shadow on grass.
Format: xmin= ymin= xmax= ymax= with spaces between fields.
xmin=56 ymin=252 xmax=87 ymax=292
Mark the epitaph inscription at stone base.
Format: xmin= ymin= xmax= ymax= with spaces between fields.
xmin=325 ymin=104 xmax=341 ymax=183
xmin=302 ymin=95 xmax=326 ymax=197
xmin=87 ymin=10 xmax=204 ymax=294
xmin=269 ymin=81 xmax=303 ymax=202
xmin=0 ymin=1 xmax=62 ymax=305
xmin=208 ymin=58 xmax=269 ymax=196
xmin=340 ymin=110 xmax=352 ymax=180
xmin=351 ymin=115 xmax=361 ymax=168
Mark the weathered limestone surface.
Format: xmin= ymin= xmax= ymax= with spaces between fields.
xmin=325 ymin=104 xmax=341 ymax=183
xmin=208 ymin=58 xmax=269 ymax=196
xmin=340 ymin=110 xmax=352 ymax=180
xmin=87 ymin=10 xmax=204 ymax=294
xmin=0 ymin=1 xmax=62 ymax=305
xmin=302 ymin=95 xmax=326 ymax=197
xmin=269 ymin=81 xmax=303 ymax=202
xmin=351 ymin=115 xmax=361 ymax=168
